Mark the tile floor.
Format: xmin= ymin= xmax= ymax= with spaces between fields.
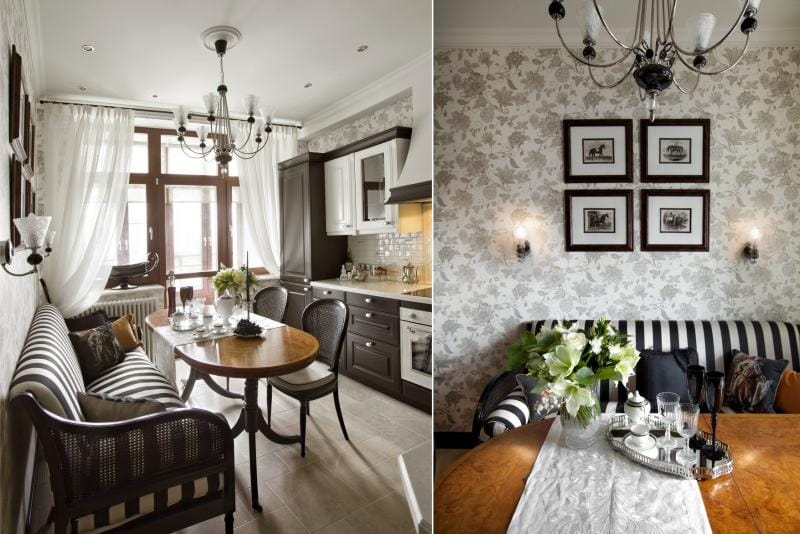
xmin=31 ymin=359 xmax=431 ymax=533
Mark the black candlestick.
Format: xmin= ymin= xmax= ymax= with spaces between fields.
xmin=686 ymin=364 xmax=707 ymax=450
xmin=702 ymin=371 xmax=726 ymax=461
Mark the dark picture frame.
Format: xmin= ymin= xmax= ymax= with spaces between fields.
xmin=563 ymin=119 xmax=633 ymax=183
xmin=641 ymin=119 xmax=710 ymax=183
xmin=565 ymin=190 xmax=633 ymax=252
xmin=22 ymin=95 xmax=33 ymax=179
xmin=9 ymin=157 xmax=24 ymax=247
xmin=641 ymin=189 xmax=710 ymax=251
xmin=8 ymin=45 xmax=27 ymax=163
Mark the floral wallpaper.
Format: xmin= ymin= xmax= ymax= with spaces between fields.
xmin=303 ymin=94 xmax=413 ymax=153
xmin=434 ymin=46 xmax=800 ymax=432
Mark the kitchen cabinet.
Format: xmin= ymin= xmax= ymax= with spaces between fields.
xmin=346 ymin=332 xmax=401 ymax=396
xmin=277 ymin=153 xmax=347 ymax=328
xmin=324 ymin=154 xmax=355 ymax=236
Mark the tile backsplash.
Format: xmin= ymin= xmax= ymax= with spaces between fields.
xmin=348 ymin=232 xmax=428 ymax=283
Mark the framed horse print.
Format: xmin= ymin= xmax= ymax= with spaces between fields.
xmin=565 ymin=190 xmax=633 ymax=252
xmin=641 ymin=119 xmax=710 ymax=183
xmin=641 ymin=189 xmax=710 ymax=251
xmin=563 ymin=119 xmax=633 ymax=183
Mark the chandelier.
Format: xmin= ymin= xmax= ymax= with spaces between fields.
xmin=548 ymin=0 xmax=761 ymax=120
xmin=172 ymin=26 xmax=272 ymax=175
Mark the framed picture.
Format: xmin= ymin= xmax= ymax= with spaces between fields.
xmin=8 ymin=45 xmax=27 ymax=163
xmin=22 ymin=95 xmax=33 ymax=179
xmin=9 ymin=157 xmax=24 ymax=247
xmin=641 ymin=119 xmax=710 ymax=183
xmin=563 ymin=119 xmax=633 ymax=183
xmin=565 ymin=190 xmax=633 ymax=251
xmin=641 ymin=189 xmax=710 ymax=251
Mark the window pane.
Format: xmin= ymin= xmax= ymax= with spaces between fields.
xmin=165 ymin=185 xmax=218 ymax=274
xmin=161 ymin=135 xmax=218 ymax=176
xmin=230 ymin=186 xmax=265 ymax=270
xmin=174 ymin=276 xmax=215 ymax=304
xmin=117 ymin=184 xmax=148 ymax=265
xmin=130 ymin=133 xmax=149 ymax=174
xmin=227 ymin=157 xmax=239 ymax=178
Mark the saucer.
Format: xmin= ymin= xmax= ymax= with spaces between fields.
xmin=623 ymin=433 xmax=657 ymax=452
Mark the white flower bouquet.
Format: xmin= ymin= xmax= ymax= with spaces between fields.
xmin=507 ymin=318 xmax=640 ymax=428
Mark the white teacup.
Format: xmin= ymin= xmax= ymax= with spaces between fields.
xmin=629 ymin=423 xmax=651 ymax=447
xmin=212 ymin=323 xmax=225 ymax=334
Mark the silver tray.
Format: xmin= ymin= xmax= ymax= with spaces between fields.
xmin=607 ymin=414 xmax=733 ymax=480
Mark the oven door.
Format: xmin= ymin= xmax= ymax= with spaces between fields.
xmin=400 ymin=321 xmax=432 ymax=390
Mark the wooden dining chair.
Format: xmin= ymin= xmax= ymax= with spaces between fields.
xmin=253 ymin=285 xmax=289 ymax=322
xmin=266 ymin=298 xmax=350 ymax=457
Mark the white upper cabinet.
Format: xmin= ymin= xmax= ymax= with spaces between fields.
xmin=354 ymin=138 xmax=407 ymax=234
xmin=324 ymin=154 xmax=356 ymax=236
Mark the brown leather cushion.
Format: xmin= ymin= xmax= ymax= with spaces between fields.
xmin=69 ymin=323 xmax=127 ymax=383
xmin=111 ymin=313 xmax=143 ymax=351
xmin=78 ymin=392 xmax=166 ymax=422
xmin=775 ymin=370 xmax=800 ymax=414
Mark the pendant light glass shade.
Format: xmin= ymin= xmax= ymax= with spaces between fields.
xmin=692 ymin=13 xmax=717 ymax=50
xmin=581 ymin=0 xmax=602 ymax=42
xmin=242 ymin=94 xmax=259 ymax=115
xmin=203 ymin=92 xmax=220 ymax=114
xmin=14 ymin=214 xmax=51 ymax=249
xmin=195 ymin=124 xmax=210 ymax=143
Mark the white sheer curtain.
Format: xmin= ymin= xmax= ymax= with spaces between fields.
xmin=41 ymin=103 xmax=134 ymax=317
xmin=237 ymin=124 xmax=298 ymax=274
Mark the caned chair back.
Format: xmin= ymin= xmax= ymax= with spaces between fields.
xmin=301 ymin=298 xmax=349 ymax=373
xmin=254 ymin=286 xmax=289 ymax=323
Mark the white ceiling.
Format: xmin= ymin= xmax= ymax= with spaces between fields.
xmin=36 ymin=0 xmax=432 ymax=121
xmin=436 ymin=0 xmax=800 ymax=48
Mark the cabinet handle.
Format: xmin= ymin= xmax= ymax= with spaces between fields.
xmin=384 ymin=221 xmax=392 ymax=225
xmin=303 ymin=287 xmax=310 ymax=292
xmin=342 ymin=224 xmax=351 ymax=228
xmin=365 ymin=341 xmax=375 ymax=347
xmin=408 ymin=327 xmax=416 ymax=334
xmin=409 ymin=313 xmax=417 ymax=319
xmin=365 ymin=312 xmax=373 ymax=318
xmin=323 ymin=290 xmax=332 ymax=295
xmin=364 ymin=298 xmax=372 ymax=303
xmin=148 ymin=227 xmax=154 ymax=241
xmin=303 ymin=278 xmax=309 ymax=283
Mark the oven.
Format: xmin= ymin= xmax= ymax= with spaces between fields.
xmin=400 ymin=307 xmax=432 ymax=390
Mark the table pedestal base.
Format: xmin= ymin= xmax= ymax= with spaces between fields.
xmin=181 ymin=368 xmax=244 ymax=402
xmin=230 ymin=378 xmax=302 ymax=511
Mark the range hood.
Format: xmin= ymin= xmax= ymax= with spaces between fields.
xmin=387 ymin=55 xmax=432 ymax=204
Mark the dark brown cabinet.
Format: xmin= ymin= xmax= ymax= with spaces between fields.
xmin=278 ymin=153 xmax=347 ymax=328
xmin=346 ymin=332 xmax=401 ymax=396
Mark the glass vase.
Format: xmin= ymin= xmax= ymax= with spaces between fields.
xmin=559 ymin=384 xmax=602 ymax=450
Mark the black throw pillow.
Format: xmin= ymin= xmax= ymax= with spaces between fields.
xmin=69 ymin=323 xmax=127 ymax=383
xmin=636 ymin=348 xmax=699 ymax=407
xmin=515 ymin=374 xmax=561 ymax=422
xmin=65 ymin=310 xmax=109 ymax=332
xmin=725 ymin=351 xmax=788 ymax=413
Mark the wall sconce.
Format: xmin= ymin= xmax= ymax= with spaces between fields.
xmin=743 ymin=227 xmax=761 ymax=264
xmin=1 ymin=214 xmax=54 ymax=277
xmin=514 ymin=225 xmax=531 ymax=262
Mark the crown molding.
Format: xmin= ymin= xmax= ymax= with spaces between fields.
xmin=300 ymin=51 xmax=431 ymax=140
xmin=435 ymin=26 xmax=800 ymax=49
xmin=23 ymin=0 xmax=46 ymax=99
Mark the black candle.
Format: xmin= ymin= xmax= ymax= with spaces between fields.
xmin=245 ymin=251 xmax=250 ymax=320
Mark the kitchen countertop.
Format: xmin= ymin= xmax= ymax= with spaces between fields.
xmin=311 ymin=279 xmax=432 ymax=305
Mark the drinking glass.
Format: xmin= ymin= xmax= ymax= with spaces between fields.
xmin=674 ymin=403 xmax=700 ymax=465
xmin=703 ymin=371 xmax=726 ymax=461
xmin=179 ymin=286 xmax=194 ymax=313
xmin=686 ymin=364 xmax=707 ymax=450
xmin=656 ymin=392 xmax=680 ymax=450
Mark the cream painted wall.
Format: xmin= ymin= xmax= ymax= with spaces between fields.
xmin=434 ymin=46 xmax=800 ymax=433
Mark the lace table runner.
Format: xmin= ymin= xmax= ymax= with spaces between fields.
xmin=151 ymin=313 xmax=286 ymax=386
xmin=506 ymin=417 xmax=712 ymax=534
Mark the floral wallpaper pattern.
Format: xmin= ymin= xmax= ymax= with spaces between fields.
xmin=304 ymin=95 xmax=413 ymax=153
xmin=434 ymin=46 xmax=800 ymax=432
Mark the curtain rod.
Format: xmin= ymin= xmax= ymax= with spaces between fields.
xmin=38 ymin=99 xmax=303 ymax=129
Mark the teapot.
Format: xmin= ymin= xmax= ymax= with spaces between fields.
xmin=402 ymin=262 xmax=418 ymax=284
xmin=624 ymin=390 xmax=651 ymax=426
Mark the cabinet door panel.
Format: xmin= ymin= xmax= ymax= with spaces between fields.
xmin=281 ymin=280 xmax=310 ymax=329
xmin=348 ymin=305 xmax=400 ymax=345
xmin=354 ymin=140 xmax=399 ymax=234
xmin=324 ymin=155 xmax=355 ymax=235
xmin=346 ymin=333 xmax=400 ymax=395
xmin=280 ymin=166 xmax=309 ymax=281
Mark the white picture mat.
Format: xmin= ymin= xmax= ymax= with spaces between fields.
xmin=646 ymin=125 xmax=704 ymax=176
xmin=569 ymin=125 xmax=627 ymax=176
xmin=570 ymin=195 xmax=628 ymax=245
xmin=646 ymin=195 xmax=705 ymax=245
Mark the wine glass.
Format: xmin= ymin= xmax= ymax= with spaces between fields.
xmin=702 ymin=371 xmax=726 ymax=461
xmin=179 ymin=286 xmax=194 ymax=313
xmin=686 ymin=365 xmax=707 ymax=450
xmin=674 ymin=403 xmax=700 ymax=465
xmin=656 ymin=392 xmax=680 ymax=450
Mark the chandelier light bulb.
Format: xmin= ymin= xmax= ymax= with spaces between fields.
xmin=692 ymin=13 xmax=717 ymax=51
xmin=513 ymin=225 xmax=528 ymax=241
xmin=581 ymin=0 xmax=602 ymax=43
xmin=750 ymin=227 xmax=762 ymax=241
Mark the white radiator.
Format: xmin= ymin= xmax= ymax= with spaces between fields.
xmin=82 ymin=287 xmax=164 ymax=357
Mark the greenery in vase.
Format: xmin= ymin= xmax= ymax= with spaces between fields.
xmin=507 ymin=318 xmax=640 ymax=428
xmin=212 ymin=267 xmax=259 ymax=297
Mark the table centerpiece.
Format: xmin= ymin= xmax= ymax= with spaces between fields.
xmin=213 ymin=263 xmax=259 ymax=325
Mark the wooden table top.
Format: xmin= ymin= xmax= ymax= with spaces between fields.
xmin=434 ymin=414 xmax=800 ymax=534
xmin=145 ymin=309 xmax=319 ymax=379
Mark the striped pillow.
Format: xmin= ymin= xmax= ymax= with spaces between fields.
xmin=479 ymin=386 xmax=530 ymax=442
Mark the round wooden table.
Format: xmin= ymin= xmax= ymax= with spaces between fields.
xmin=146 ymin=309 xmax=319 ymax=512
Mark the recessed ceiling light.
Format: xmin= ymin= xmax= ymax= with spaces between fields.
xmin=78 ymin=85 xmax=87 ymax=91
xmin=304 ymin=82 xmax=313 ymax=88
xmin=81 ymin=44 xmax=95 ymax=52
xmin=152 ymin=94 xmax=158 ymax=99
xmin=357 ymin=45 xmax=368 ymax=52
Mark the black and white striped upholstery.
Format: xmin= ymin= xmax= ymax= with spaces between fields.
xmin=530 ymin=319 xmax=800 ymax=411
xmin=86 ymin=351 xmax=184 ymax=409
xmin=10 ymin=305 xmax=87 ymax=420
xmin=478 ymin=385 xmax=530 ymax=442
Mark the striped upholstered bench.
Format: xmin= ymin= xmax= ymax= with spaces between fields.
xmin=9 ymin=305 xmax=235 ymax=534
xmin=474 ymin=319 xmax=800 ymax=441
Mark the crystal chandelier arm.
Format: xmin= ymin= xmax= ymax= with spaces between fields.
xmin=673 ymin=34 xmax=751 ymax=76
xmin=672 ymin=70 xmax=701 ymax=94
xmin=591 ymin=0 xmax=643 ymax=51
xmin=587 ymin=58 xmax=637 ymax=88
xmin=555 ymin=18 xmax=635 ymax=68
xmin=669 ymin=0 xmax=749 ymax=56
